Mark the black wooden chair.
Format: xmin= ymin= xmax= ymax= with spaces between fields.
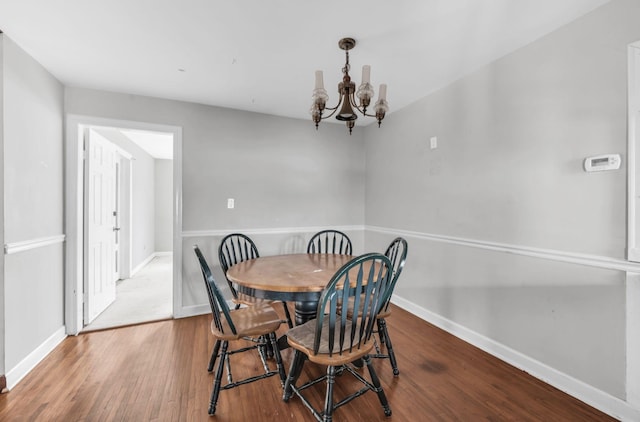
xmin=307 ymin=229 xmax=353 ymax=255
xmin=219 ymin=234 xmax=294 ymax=326
xmin=342 ymin=237 xmax=408 ymax=375
xmin=211 ymin=233 xmax=293 ymax=372
xmin=194 ymin=245 xmax=287 ymax=416
xmin=372 ymin=237 xmax=408 ymax=375
xmin=282 ymin=253 xmax=394 ymax=421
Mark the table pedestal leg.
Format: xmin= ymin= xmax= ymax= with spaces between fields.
xmin=295 ymin=301 xmax=318 ymax=325
xmin=276 ymin=301 xmax=319 ymax=350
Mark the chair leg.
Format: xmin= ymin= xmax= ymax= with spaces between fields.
xmin=364 ymin=355 xmax=392 ymax=417
xmin=283 ymin=350 xmax=305 ymax=402
xmin=268 ymin=332 xmax=287 ymax=385
xmin=322 ymin=365 xmax=337 ymax=422
xmin=282 ymin=301 xmax=294 ymax=328
xmin=209 ymin=340 xmax=229 ymax=415
xmin=378 ymin=318 xmax=399 ymax=376
xmin=207 ymin=340 xmax=221 ymax=372
xmin=377 ymin=318 xmax=386 ymax=345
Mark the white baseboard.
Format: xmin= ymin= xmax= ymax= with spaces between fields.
xmin=131 ymin=251 xmax=172 ymax=276
xmin=5 ymin=326 xmax=67 ymax=391
xmin=391 ymin=295 xmax=640 ymax=422
xmin=173 ymin=301 xmax=238 ymax=319
xmin=131 ymin=254 xmax=155 ymax=276
xmin=174 ymin=303 xmax=210 ymax=319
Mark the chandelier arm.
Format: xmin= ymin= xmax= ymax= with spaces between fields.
xmin=323 ymin=103 xmax=340 ymax=112
xmin=320 ymin=106 xmax=340 ymax=120
xmin=349 ymin=102 xmax=375 ymax=118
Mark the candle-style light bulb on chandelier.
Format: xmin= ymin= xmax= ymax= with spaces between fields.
xmin=310 ymin=37 xmax=389 ymax=135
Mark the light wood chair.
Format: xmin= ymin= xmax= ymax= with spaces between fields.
xmin=282 ymin=253 xmax=394 ymax=421
xmin=194 ymin=245 xmax=286 ymax=416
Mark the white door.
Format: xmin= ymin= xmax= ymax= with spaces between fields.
xmin=84 ymin=128 xmax=118 ymax=324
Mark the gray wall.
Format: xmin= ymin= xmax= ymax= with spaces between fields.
xmin=2 ymin=36 xmax=64 ymax=370
xmin=154 ymin=159 xmax=173 ymax=253
xmin=64 ymin=88 xmax=366 ymax=307
xmin=2 ymin=0 xmax=635 ymax=415
xmin=131 ymin=139 xmax=155 ymax=266
xmin=364 ymin=0 xmax=640 ymax=400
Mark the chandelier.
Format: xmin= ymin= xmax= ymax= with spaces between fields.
xmin=310 ymin=37 xmax=389 ymax=135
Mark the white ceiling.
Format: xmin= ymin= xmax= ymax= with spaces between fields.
xmin=120 ymin=129 xmax=173 ymax=160
xmin=0 ymin=0 xmax=610 ymax=126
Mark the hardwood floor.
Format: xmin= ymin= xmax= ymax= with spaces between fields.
xmin=0 ymin=305 xmax=616 ymax=421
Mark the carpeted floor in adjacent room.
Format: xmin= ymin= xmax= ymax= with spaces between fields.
xmin=83 ymin=255 xmax=172 ymax=332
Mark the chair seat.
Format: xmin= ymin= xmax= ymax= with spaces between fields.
xmin=211 ymin=304 xmax=282 ymax=341
xmin=287 ymin=316 xmax=374 ymax=366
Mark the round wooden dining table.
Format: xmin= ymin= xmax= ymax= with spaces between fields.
xmin=226 ymin=253 xmax=354 ymax=325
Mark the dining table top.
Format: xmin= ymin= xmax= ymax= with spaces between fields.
xmin=226 ymin=253 xmax=355 ymax=295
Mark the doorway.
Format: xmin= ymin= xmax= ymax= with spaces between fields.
xmin=81 ymin=125 xmax=174 ymax=330
xmin=65 ymin=115 xmax=183 ymax=335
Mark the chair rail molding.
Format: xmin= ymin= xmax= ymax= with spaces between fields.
xmin=366 ymin=225 xmax=640 ymax=273
xmin=181 ymin=225 xmax=365 ymax=238
xmin=4 ymin=235 xmax=65 ymax=255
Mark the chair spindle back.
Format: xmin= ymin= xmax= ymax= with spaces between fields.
xmin=218 ymin=233 xmax=260 ymax=299
xmin=307 ymin=229 xmax=353 ymax=255
xmin=378 ymin=237 xmax=408 ymax=314
xmin=194 ymin=245 xmax=237 ymax=336
xmin=312 ymin=253 xmax=392 ymax=357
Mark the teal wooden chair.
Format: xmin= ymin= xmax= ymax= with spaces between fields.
xmin=282 ymin=253 xmax=394 ymax=421
xmin=194 ymin=245 xmax=286 ymax=415
xmin=219 ymin=233 xmax=294 ymax=327
xmin=307 ymin=229 xmax=353 ymax=255
xmin=207 ymin=233 xmax=293 ymax=373
xmin=340 ymin=237 xmax=408 ymax=375
xmin=372 ymin=237 xmax=408 ymax=375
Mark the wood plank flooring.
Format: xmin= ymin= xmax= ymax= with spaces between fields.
xmin=0 ymin=305 xmax=616 ymax=421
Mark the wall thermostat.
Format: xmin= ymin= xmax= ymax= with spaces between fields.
xmin=583 ymin=154 xmax=621 ymax=172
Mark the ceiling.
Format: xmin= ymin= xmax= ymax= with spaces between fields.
xmin=120 ymin=129 xmax=173 ymax=160
xmin=0 ymin=0 xmax=610 ymax=126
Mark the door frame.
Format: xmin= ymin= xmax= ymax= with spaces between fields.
xmin=114 ymin=149 xmax=133 ymax=281
xmin=628 ymin=41 xmax=640 ymax=261
xmin=65 ymin=114 xmax=183 ymax=335
xmin=627 ymin=40 xmax=640 ymax=410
